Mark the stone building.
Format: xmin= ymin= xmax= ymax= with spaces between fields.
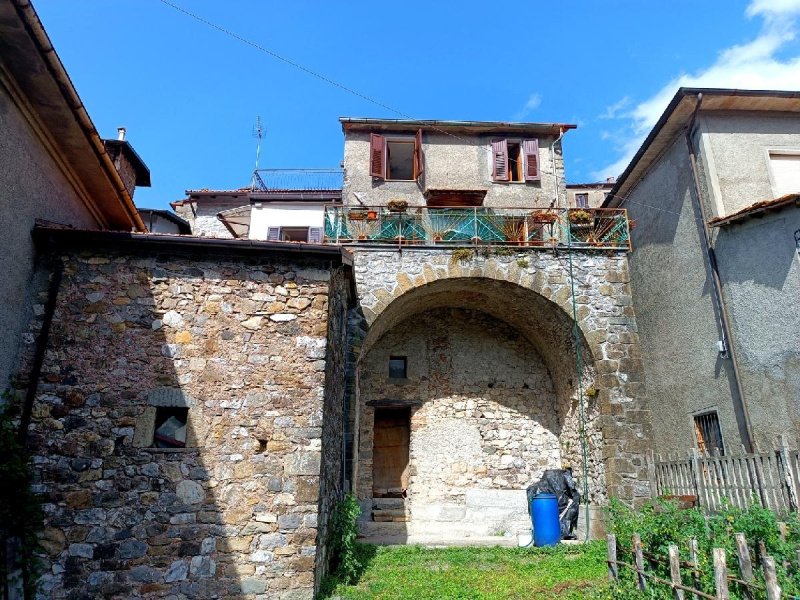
xmin=566 ymin=181 xmax=615 ymax=209
xmin=333 ymin=118 xmax=650 ymax=543
xmin=0 ymin=0 xmax=149 ymax=395
xmin=604 ymin=87 xmax=800 ymax=457
xmin=20 ymin=226 xmax=350 ymax=599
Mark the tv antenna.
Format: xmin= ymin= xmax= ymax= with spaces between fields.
xmin=250 ymin=116 xmax=267 ymax=190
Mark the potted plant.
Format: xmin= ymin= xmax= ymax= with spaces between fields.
xmin=568 ymin=209 xmax=593 ymax=227
xmin=387 ymin=198 xmax=409 ymax=212
xmin=531 ymin=211 xmax=558 ymax=224
xmin=349 ymin=208 xmax=367 ymax=221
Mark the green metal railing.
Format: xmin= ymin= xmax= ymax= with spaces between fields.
xmin=323 ymin=206 xmax=631 ymax=251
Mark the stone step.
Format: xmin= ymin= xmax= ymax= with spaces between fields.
xmin=372 ymin=498 xmax=406 ymax=510
xmin=372 ymin=509 xmax=409 ymax=522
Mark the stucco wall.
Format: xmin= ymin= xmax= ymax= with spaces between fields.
xmin=22 ymin=249 xmax=338 ymax=599
xmin=716 ymin=210 xmax=800 ymax=449
xmin=342 ymin=130 xmax=565 ymax=209
xmin=625 ymin=136 xmax=746 ymax=456
xmin=0 ymin=86 xmax=99 ymax=393
xmin=700 ymin=112 xmax=800 ymax=216
xmin=250 ymin=204 xmax=325 ymax=241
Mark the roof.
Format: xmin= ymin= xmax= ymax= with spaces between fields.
xmin=0 ymin=0 xmax=144 ymax=231
xmin=340 ymin=117 xmax=577 ymax=136
xmin=216 ymin=205 xmax=251 ymax=239
xmin=604 ymin=87 xmax=800 ymax=207
xmin=566 ymin=182 xmax=615 ymax=190
xmin=103 ymin=139 xmax=152 ymax=187
xmin=708 ymin=193 xmax=800 ymax=227
xmin=32 ymin=223 xmax=347 ymax=262
xmin=137 ymin=209 xmax=191 ymax=234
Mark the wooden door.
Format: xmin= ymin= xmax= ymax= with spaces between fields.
xmin=372 ymin=408 xmax=410 ymax=496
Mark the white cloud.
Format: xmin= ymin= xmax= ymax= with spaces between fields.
xmin=599 ymin=96 xmax=630 ymax=120
xmin=591 ymin=1 xmax=800 ymax=181
xmin=514 ymin=93 xmax=542 ymax=120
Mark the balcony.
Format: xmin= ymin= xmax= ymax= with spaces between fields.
xmin=323 ymin=206 xmax=631 ymax=251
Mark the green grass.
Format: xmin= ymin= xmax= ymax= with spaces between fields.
xmin=323 ymin=541 xmax=609 ymax=599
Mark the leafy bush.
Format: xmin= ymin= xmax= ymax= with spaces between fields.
xmin=326 ymin=494 xmax=363 ymax=585
xmin=0 ymin=410 xmax=44 ymax=597
xmin=608 ymin=498 xmax=800 ymax=598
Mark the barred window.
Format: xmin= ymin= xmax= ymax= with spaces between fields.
xmin=694 ymin=411 xmax=724 ymax=456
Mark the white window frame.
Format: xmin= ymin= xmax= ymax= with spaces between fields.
xmin=766 ymin=148 xmax=800 ymax=199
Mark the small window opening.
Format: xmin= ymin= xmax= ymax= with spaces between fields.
xmin=507 ymin=141 xmax=523 ymax=181
xmin=575 ymin=193 xmax=589 ymax=208
xmin=386 ymin=140 xmax=415 ymax=180
xmin=694 ymin=411 xmax=724 ymax=456
xmin=281 ymin=227 xmax=309 ymax=242
xmin=388 ymin=356 xmax=407 ymax=379
xmin=153 ymin=407 xmax=188 ymax=448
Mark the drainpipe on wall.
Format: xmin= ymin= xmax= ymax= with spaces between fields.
xmin=17 ymin=257 xmax=64 ymax=446
xmin=684 ymin=93 xmax=755 ymax=453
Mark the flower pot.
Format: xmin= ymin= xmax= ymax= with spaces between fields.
xmin=367 ymin=210 xmax=378 ymax=220
xmin=349 ymin=212 xmax=366 ymax=221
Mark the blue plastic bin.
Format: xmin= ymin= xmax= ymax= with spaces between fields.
xmin=531 ymin=493 xmax=561 ymax=547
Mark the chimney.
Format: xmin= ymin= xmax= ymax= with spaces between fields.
xmin=103 ymin=128 xmax=151 ymax=198
xmin=117 ymin=126 xmax=126 ymax=141
xmin=606 ymin=176 xmax=616 ymax=184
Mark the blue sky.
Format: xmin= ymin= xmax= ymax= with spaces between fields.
xmin=34 ymin=0 xmax=800 ymax=210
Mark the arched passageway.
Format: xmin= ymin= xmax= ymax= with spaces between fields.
xmin=353 ymin=277 xmax=603 ymax=542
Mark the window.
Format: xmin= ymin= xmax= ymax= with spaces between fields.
xmin=694 ymin=412 xmax=724 ymax=456
xmin=388 ymin=356 xmax=407 ymax=379
xmin=153 ymin=407 xmax=188 ymax=448
xmin=491 ymin=139 xmax=540 ymax=182
xmin=266 ymin=226 xmax=323 ymax=243
xmin=370 ymin=130 xmax=424 ymax=181
xmin=575 ymin=193 xmax=589 ymax=208
xmin=769 ymin=152 xmax=800 ymax=197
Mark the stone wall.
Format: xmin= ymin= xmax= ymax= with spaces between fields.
xmin=313 ymin=266 xmax=349 ymax=591
xmin=347 ymin=248 xmax=651 ymax=521
xmin=357 ymin=307 xmax=599 ymax=537
xmin=21 ymin=247 xmax=343 ymax=599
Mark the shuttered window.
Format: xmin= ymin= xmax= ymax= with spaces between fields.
xmin=267 ymin=227 xmax=281 ymax=242
xmin=770 ymin=153 xmax=800 ymax=197
xmin=308 ymin=227 xmax=323 ymax=244
xmin=370 ymin=131 xmax=424 ymax=181
xmin=492 ymin=138 xmax=540 ymax=182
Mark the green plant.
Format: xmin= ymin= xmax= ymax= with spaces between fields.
xmin=516 ymin=258 xmax=530 ymax=268
xmin=387 ymin=198 xmax=409 ymax=212
xmin=0 ymin=409 xmax=44 ymax=597
xmin=450 ymin=248 xmax=474 ymax=263
xmin=326 ymin=494 xmax=362 ymax=586
xmin=585 ymin=386 xmax=598 ymax=398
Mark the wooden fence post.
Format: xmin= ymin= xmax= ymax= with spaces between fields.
xmin=713 ymin=548 xmax=729 ymax=600
xmin=690 ymin=448 xmax=704 ymax=509
xmin=607 ymin=534 xmax=618 ymax=582
xmin=777 ymin=435 xmax=798 ymax=512
xmin=689 ymin=537 xmax=700 ymax=600
xmin=734 ymin=533 xmax=754 ymax=600
xmin=633 ymin=533 xmax=647 ymax=591
xmin=763 ymin=556 xmax=781 ymax=600
xmin=669 ymin=544 xmax=685 ymax=600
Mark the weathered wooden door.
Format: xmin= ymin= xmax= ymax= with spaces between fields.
xmin=372 ymin=408 xmax=410 ymax=496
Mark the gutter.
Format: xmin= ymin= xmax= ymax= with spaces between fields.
xmin=13 ymin=0 xmax=145 ymax=232
xmin=684 ymin=94 xmax=755 ymax=452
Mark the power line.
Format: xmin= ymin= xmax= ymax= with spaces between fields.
xmin=159 ymin=0 xmax=681 ymax=221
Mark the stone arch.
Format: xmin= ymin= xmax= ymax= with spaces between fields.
xmin=348 ymin=249 xmax=653 ymax=540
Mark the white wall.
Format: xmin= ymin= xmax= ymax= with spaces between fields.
xmin=249 ymin=203 xmax=326 ymax=240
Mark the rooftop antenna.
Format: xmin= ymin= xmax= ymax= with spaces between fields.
xmin=250 ymin=116 xmax=267 ymax=191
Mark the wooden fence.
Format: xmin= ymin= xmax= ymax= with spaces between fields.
xmin=607 ymin=531 xmax=784 ymax=599
xmin=651 ymin=439 xmax=800 ymax=514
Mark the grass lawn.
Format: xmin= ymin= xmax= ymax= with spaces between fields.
xmin=324 ymin=541 xmax=609 ymax=599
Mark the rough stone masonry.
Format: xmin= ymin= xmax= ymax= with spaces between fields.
xmin=17 ymin=237 xmax=348 ymax=600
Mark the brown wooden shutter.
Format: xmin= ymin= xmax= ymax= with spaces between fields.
xmin=308 ymin=227 xmax=323 ymax=244
xmin=414 ymin=129 xmax=424 ymax=179
xmin=523 ymin=139 xmax=540 ymax=181
xmin=492 ymin=139 xmax=509 ymax=181
xmin=370 ymin=133 xmax=386 ymax=179
xmin=267 ymin=227 xmax=281 ymax=242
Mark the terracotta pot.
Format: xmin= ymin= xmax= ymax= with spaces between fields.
xmin=367 ymin=210 xmax=378 ymax=220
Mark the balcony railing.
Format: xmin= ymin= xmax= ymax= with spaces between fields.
xmin=251 ymin=168 xmax=344 ymax=191
xmin=323 ymin=206 xmax=631 ymax=251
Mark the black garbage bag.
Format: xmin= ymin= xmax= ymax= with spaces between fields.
xmin=526 ymin=468 xmax=581 ymax=540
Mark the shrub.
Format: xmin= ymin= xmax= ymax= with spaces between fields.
xmin=326 ymin=494 xmax=362 ymax=585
